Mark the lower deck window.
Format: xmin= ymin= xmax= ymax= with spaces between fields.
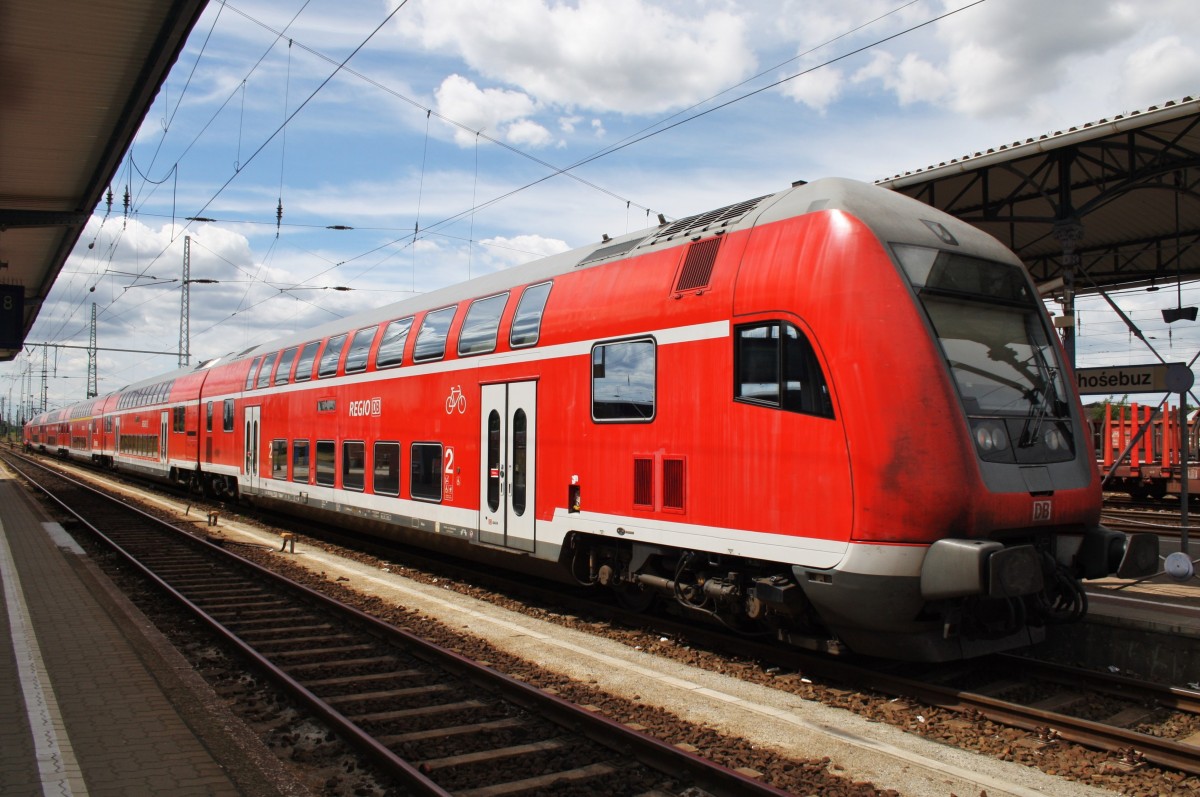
xmin=271 ymin=440 xmax=288 ymax=479
xmin=315 ymin=440 xmax=335 ymax=486
xmin=293 ymin=440 xmax=310 ymax=482
xmin=410 ymin=442 xmax=442 ymax=501
xmin=343 ymin=441 xmax=365 ymax=491
xmin=374 ymin=442 xmax=400 ymax=495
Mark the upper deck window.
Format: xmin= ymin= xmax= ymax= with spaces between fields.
xmin=294 ymin=341 xmax=320 ymax=382
xmin=256 ymin=352 xmax=278 ymax=389
xmin=275 ymin=347 xmax=298 ymax=385
xmin=734 ymin=322 xmax=833 ymax=418
xmin=376 ymin=317 xmax=413 ymax=368
xmin=458 ymin=293 xmax=508 ymax=356
xmin=244 ymin=356 xmax=262 ymax=390
xmin=344 ymin=326 xmax=378 ymax=374
xmin=510 ymin=282 xmax=551 ymax=348
xmin=317 ymin=334 xmax=346 ymax=378
xmin=413 ymin=307 xmax=456 ymax=362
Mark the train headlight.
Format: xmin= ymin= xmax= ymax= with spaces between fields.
xmin=1044 ymin=427 xmax=1065 ymax=451
xmin=972 ymin=421 xmax=1008 ymax=452
xmin=970 ymin=419 xmax=1011 ymax=461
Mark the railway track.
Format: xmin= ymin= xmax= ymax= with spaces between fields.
xmin=1101 ymin=503 xmax=1195 ymax=540
xmin=4 ymin=451 xmax=791 ymax=797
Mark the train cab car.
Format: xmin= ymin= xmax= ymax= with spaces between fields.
xmin=175 ymin=177 xmax=1153 ymax=661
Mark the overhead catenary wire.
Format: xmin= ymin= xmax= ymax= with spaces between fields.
xmin=21 ymin=0 xmax=1005 ymax=395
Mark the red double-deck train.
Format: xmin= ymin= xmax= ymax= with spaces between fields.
xmin=26 ymin=178 xmax=1156 ymax=661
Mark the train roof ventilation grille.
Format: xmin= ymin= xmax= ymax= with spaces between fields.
xmin=675 ymin=237 xmax=722 ymax=292
xmin=649 ymin=194 xmax=769 ymax=244
xmin=577 ymin=235 xmax=646 ymax=267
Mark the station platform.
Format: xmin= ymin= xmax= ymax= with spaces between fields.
xmin=1046 ymin=552 xmax=1200 ymax=686
xmin=0 ymin=472 xmax=298 ymax=797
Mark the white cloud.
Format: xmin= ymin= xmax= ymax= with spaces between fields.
xmin=434 ymin=74 xmax=540 ymax=146
xmin=779 ymin=67 xmax=844 ymax=112
xmin=1118 ymin=36 xmax=1200 ymax=107
xmin=505 ymin=118 xmax=554 ymax=148
xmin=397 ymin=0 xmax=756 ymax=114
xmin=477 ymin=234 xmax=570 ymax=270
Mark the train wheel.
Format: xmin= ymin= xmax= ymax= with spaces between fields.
xmin=613 ymin=581 xmax=656 ymax=612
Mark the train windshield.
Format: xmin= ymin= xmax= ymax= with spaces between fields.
xmin=894 ymin=244 xmax=1074 ymax=464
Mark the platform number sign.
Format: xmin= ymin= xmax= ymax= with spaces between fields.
xmin=0 ymin=285 xmax=23 ymax=349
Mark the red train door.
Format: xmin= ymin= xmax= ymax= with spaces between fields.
xmin=479 ymin=381 xmax=536 ymax=552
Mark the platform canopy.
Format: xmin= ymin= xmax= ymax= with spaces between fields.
xmin=877 ymin=96 xmax=1200 ymax=299
xmin=0 ymin=0 xmax=208 ymax=362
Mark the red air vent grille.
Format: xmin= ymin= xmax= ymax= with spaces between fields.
xmin=675 ymin=237 xmax=721 ymax=292
xmin=633 ymin=457 xmax=654 ymax=508
xmin=662 ymin=457 xmax=685 ymax=512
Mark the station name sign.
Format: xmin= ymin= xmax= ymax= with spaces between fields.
xmin=1075 ymin=362 xmax=1194 ymax=395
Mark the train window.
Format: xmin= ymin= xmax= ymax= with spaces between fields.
xmin=410 ymin=442 xmax=442 ymax=501
xmin=223 ymin=399 xmax=235 ymax=432
xmin=172 ymin=406 xmax=186 ymax=432
xmin=105 ymin=416 xmax=112 ymax=433
xmin=486 ymin=411 xmax=500 ymax=512
xmin=293 ymin=440 xmax=310 ymax=482
xmin=510 ymin=281 xmax=552 ymax=348
xmin=373 ymin=442 xmax=400 ymax=496
xmin=734 ymin=322 xmax=833 ymax=418
xmin=512 ymin=408 xmax=528 ymax=515
xmin=294 ymin=341 xmax=320 ymax=382
xmin=458 ymin=293 xmax=508 ymax=356
xmin=318 ymin=334 xmax=347 ymax=378
xmin=343 ymin=441 xmax=366 ymax=491
xmin=256 ymin=352 xmax=278 ymax=389
xmin=271 ymin=440 xmax=288 ymax=479
xmin=206 ymin=402 xmax=213 ymax=432
xmin=315 ymin=441 xmax=336 ymax=486
xmin=376 ymin=317 xmax=413 ymax=368
xmin=275 ymin=347 xmax=298 ymax=385
xmin=244 ymin=356 xmax=262 ymax=390
xmin=591 ymin=338 xmax=656 ymax=422
xmin=344 ymin=327 xmax=378 ymax=374
xmin=413 ymin=307 xmax=455 ymax=362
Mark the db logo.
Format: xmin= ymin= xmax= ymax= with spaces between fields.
xmin=1032 ymin=499 xmax=1053 ymax=523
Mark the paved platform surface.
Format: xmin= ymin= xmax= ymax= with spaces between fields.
xmin=0 ymin=473 xmax=299 ymax=797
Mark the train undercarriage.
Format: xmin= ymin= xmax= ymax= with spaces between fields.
xmin=567 ymin=527 xmax=1159 ymax=660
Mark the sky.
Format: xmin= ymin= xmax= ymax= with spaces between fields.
xmin=7 ymin=0 xmax=1200 ymax=418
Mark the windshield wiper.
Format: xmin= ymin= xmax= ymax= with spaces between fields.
xmin=1019 ymin=347 xmax=1062 ymax=448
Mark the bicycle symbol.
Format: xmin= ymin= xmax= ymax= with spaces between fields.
xmin=445 ymin=385 xmax=467 ymax=414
